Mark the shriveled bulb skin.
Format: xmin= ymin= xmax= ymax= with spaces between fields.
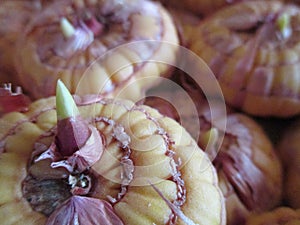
xmin=0 ymin=91 xmax=225 ymax=225
xmin=188 ymin=0 xmax=300 ymax=117
xmin=22 ymin=178 xmax=72 ymax=216
xmin=278 ymin=118 xmax=300 ymax=209
xmin=15 ymin=0 xmax=179 ymax=101
xmin=245 ymin=207 xmax=300 ymax=225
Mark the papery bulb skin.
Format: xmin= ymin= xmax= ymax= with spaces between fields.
xmin=55 ymin=117 xmax=91 ymax=157
xmin=0 ymin=83 xmax=31 ymax=116
xmin=200 ymin=114 xmax=283 ymax=225
xmin=83 ymin=14 xmax=104 ymax=37
xmin=46 ymin=196 xmax=124 ymax=225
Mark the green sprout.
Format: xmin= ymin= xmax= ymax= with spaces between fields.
xmin=276 ymin=13 xmax=291 ymax=40
xmin=56 ymin=79 xmax=79 ymax=120
xmin=60 ymin=17 xmax=75 ymax=38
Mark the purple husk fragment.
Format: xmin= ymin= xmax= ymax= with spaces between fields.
xmin=46 ymin=196 xmax=124 ymax=225
xmin=36 ymin=124 xmax=103 ymax=173
xmin=0 ymin=83 xmax=31 ymax=115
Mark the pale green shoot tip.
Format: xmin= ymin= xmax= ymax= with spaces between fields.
xmin=199 ymin=127 xmax=219 ymax=149
xmin=60 ymin=17 xmax=75 ymax=39
xmin=56 ymin=79 xmax=79 ymax=120
xmin=277 ymin=13 xmax=291 ymax=39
